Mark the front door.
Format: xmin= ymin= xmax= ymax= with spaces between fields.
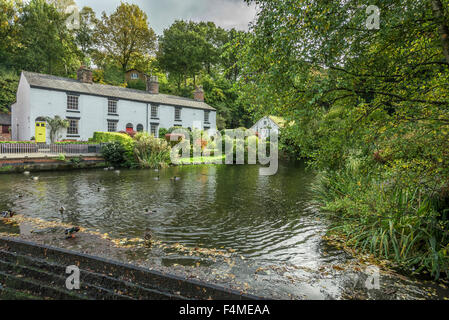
xmin=35 ymin=122 xmax=46 ymax=143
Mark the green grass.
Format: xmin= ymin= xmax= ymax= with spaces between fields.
xmin=314 ymin=168 xmax=449 ymax=279
xmin=176 ymin=155 xmax=225 ymax=164
xmin=0 ymin=166 xmax=14 ymax=172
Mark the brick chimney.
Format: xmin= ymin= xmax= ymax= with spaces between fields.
xmin=194 ymin=86 xmax=204 ymax=102
xmin=77 ymin=66 xmax=93 ymax=84
xmin=146 ymin=75 xmax=159 ymax=94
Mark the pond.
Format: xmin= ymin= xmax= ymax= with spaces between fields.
xmin=0 ymin=162 xmax=448 ymax=299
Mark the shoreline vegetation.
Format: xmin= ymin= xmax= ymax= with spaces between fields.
xmin=94 ymin=129 xmax=269 ymax=170
xmin=236 ymin=0 xmax=449 ymax=280
xmin=1 ymin=0 xmax=448 ymax=285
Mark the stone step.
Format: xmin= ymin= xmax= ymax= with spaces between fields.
xmin=0 ymin=249 xmax=187 ymax=300
xmin=0 ymin=270 xmax=87 ymax=300
xmin=0 ymin=285 xmax=47 ymax=300
xmin=0 ymin=238 xmax=262 ymax=300
xmin=0 ymin=258 xmax=134 ymax=300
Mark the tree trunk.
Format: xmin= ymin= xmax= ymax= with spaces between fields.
xmin=432 ymin=0 xmax=449 ymax=64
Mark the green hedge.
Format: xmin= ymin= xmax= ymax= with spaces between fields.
xmin=0 ymin=141 xmax=36 ymax=144
xmin=93 ymin=132 xmax=135 ymax=167
xmin=0 ymin=141 xmax=96 ymax=144
xmin=92 ymin=132 xmax=133 ymax=143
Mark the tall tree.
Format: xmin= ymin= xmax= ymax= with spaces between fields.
xmin=75 ymin=6 xmax=98 ymax=62
xmin=0 ymin=0 xmax=22 ymax=68
xmin=95 ymin=3 xmax=156 ymax=71
xmin=157 ymin=20 xmax=207 ymax=89
xmin=15 ymin=0 xmax=81 ymax=75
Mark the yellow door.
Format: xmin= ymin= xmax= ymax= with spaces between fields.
xmin=35 ymin=122 xmax=46 ymax=143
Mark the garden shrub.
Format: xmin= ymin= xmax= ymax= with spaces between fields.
xmin=101 ymin=141 xmax=127 ymax=167
xmin=133 ymin=132 xmax=171 ymax=169
xmin=93 ymin=132 xmax=135 ymax=167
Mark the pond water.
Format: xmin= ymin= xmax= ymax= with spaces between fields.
xmin=0 ymin=162 xmax=448 ymax=299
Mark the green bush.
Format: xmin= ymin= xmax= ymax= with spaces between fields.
xmin=0 ymin=141 xmax=36 ymax=144
xmin=313 ymin=158 xmax=449 ymax=279
xmin=101 ymin=141 xmax=127 ymax=167
xmin=158 ymin=128 xmax=168 ymax=139
xmin=92 ymin=132 xmax=132 ymax=144
xmin=127 ymin=79 xmax=146 ymax=91
xmin=133 ymin=132 xmax=171 ymax=169
xmin=93 ymin=132 xmax=135 ymax=167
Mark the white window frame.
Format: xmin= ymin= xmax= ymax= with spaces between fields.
xmin=175 ymin=107 xmax=181 ymax=121
xmin=67 ymin=119 xmax=79 ymax=135
xmin=151 ymin=105 xmax=159 ymax=119
xmin=107 ymin=120 xmax=117 ymax=132
xmin=150 ymin=123 xmax=158 ymax=136
xmin=108 ymin=99 xmax=117 ymax=114
xmin=67 ymin=95 xmax=79 ymax=110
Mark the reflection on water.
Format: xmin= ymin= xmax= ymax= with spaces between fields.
xmin=0 ymin=162 xmax=323 ymax=264
xmin=1 ymin=162 xmax=447 ymax=299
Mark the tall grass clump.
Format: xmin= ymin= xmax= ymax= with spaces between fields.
xmin=133 ymin=132 xmax=171 ymax=169
xmin=313 ymin=156 xmax=449 ymax=279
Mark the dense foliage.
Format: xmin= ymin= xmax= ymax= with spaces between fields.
xmin=133 ymin=132 xmax=171 ymax=169
xmin=242 ymin=0 xmax=449 ymax=278
xmin=95 ymin=131 xmax=170 ymax=169
xmin=0 ymin=0 xmax=252 ymax=129
xmin=100 ymin=141 xmax=127 ymax=168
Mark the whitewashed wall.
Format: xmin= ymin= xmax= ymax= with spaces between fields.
xmin=250 ymin=116 xmax=280 ymax=139
xmin=14 ymin=83 xmax=216 ymax=141
xmin=11 ymin=73 xmax=31 ymax=141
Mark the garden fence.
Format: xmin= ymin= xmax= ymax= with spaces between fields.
xmin=0 ymin=143 xmax=103 ymax=155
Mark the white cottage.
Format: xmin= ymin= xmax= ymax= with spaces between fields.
xmin=11 ymin=67 xmax=216 ymax=142
xmin=250 ymin=116 xmax=285 ymax=140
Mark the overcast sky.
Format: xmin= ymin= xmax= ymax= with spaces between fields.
xmin=74 ymin=0 xmax=257 ymax=35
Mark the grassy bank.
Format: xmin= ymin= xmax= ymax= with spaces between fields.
xmin=313 ymin=160 xmax=449 ymax=279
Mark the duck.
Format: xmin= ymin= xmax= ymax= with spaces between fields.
xmin=23 ymin=171 xmax=30 ymax=175
xmin=65 ymin=227 xmax=80 ymax=239
xmin=1 ymin=210 xmax=15 ymax=218
xmin=144 ymin=229 xmax=153 ymax=244
xmin=31 ymin=176 xmax=39 ymax=181
xmin=114 ymin=170 xmax=120 ymax=174
xmin=154 ymin=169 xmax=159 ymax=172
xmin=59 ymin=206 xmax=65 ymax=214
xmin=153 ymin=175 xmax=160 ymax=181
xmin=170 ymin=176 xmax=181 ymax=181
xmin=145 ymin=208 xmax=157 ymax=214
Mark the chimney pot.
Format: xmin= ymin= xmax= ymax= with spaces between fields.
xmin=194 ymin=86 xmax=204 ymax=102
xmin=77 ymin=66 xmax=93 ymax=84
xmin=146 ymin=75 xmax=159 ymax=94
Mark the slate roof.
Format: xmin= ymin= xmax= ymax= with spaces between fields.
xmin=0 ymin=113 xmax=11 ymax=125
xmin=22 ymin=71 xmax=216 ymax=111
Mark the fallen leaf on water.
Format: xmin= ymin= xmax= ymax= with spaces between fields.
xmin=332 ymin=265 xmax=345 ymax=271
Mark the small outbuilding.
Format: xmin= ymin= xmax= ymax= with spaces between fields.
xmin=250 ymin=116 xmax=286 ymax=140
